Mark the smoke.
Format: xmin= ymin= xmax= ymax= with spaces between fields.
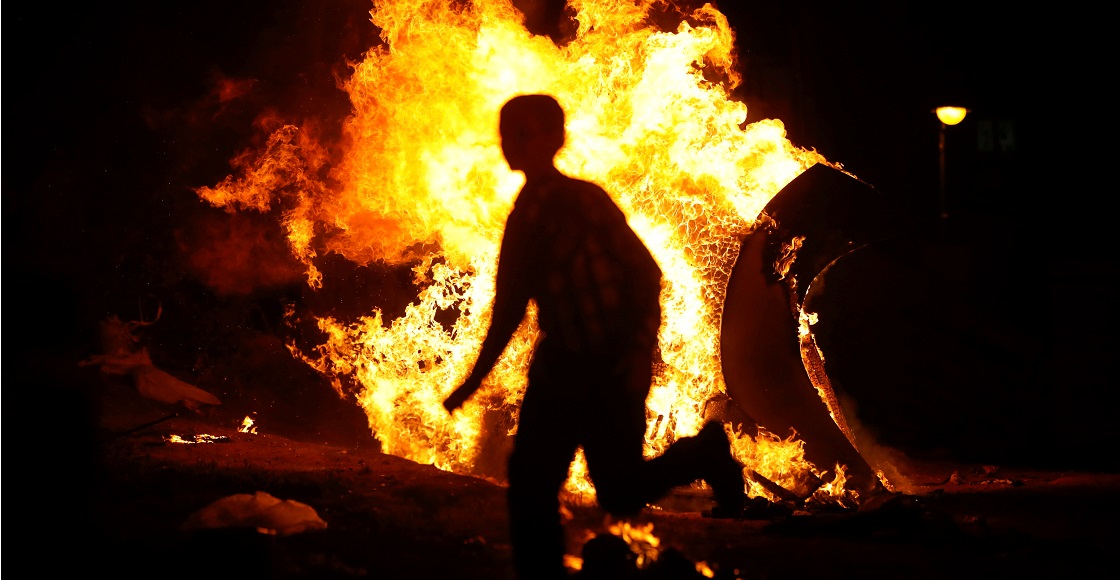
xmin=835 ymin=390 xmax=918 ymax=493
xmin=175 ymin=209 xmax=305 ymax=297
xmin=147 ymin=1 xmax=383 ymax=299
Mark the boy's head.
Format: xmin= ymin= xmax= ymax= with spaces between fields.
xmin=499 ymin=94 xmax=566 ymax=173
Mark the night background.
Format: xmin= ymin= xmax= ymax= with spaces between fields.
xmin=5 ymin=0 xmax=1115 ymax=472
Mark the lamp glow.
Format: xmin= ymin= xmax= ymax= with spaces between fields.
xmin=933 ymin=105 xmax=969 ymax=219
xmin=935 ymin=106 xmax=968 ymax=126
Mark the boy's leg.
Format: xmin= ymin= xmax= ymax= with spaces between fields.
xmin=589 ymin=417 xmax=746 ymax=515
xmin=507 ymin=368 xmax=582 ymax=580
xmin=584 ymin=348 xmax=746 ymax=515
xmin=581 ymin=392 xmax=652 ymax=517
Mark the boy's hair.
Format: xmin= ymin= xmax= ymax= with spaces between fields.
xmin=500 ymin=94 xmax=566 ymax=154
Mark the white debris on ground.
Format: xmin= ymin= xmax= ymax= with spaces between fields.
xmin=182 ymin=491 xmax=328 ymax=537
xmin=81 ymin=313 xmax=222 ymax=412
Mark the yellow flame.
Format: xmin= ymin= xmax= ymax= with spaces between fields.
xmin=729 ymin=426 xmax=810 ymax=499
xmin=696 ymin=561 xmax=716 ymax=578
xmin=239 ymin=415 xmax=259 ymax=434
xmin=199 ymin=0 xmax=835 ymax=495
xmin=166 ymin=434 xmax=228 ymax=444
xmin=774 ymin=235 xmax=805 ymax=281
xmin=607 ymin=519 xmax=661 ymax=568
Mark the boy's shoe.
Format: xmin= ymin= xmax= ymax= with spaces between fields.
xmin=694 ymin=420 xmax=749 ymax=516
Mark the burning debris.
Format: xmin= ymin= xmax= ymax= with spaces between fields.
xmin=239 ymin=414 xmax=260 ymax=434
xmin=721 ymin=164 xmax=909 ymax=502
xmin=166 ymin=433 xmax=232 ymax=444
xmin=569 ymin=518 xmax=722 ymax=579
xmin=196 ymin=0 xmax=847 ymax=505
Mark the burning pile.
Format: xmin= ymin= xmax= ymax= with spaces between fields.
xmin=196 ymin=0 xmax=835 ymax=500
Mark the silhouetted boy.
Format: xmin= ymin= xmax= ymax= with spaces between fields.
xmin=444 ymin=94 xmax=745 ymax=580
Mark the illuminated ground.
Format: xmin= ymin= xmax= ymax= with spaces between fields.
xmin=41 ymin=372 xmax=1118 ymax=580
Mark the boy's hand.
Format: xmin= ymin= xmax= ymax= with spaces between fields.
xmin=443 ymin=376 xmax=481 ymax=413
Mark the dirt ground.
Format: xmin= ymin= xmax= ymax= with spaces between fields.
xmin=29 ymin=366 xmax=1117 ymax=580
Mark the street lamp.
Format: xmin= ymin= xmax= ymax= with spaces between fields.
xmin=935 ymin=106 xmax=968 ymax=219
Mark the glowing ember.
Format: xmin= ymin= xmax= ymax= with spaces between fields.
xmin=166 ymin=434 xmax=230 ymax=444
xmin=696 ymin=561 xmax=717 ymax=578
xmin=607 ymin=519 xmax=661 ymax=568
xmin=197 ymin=0 xmax=838 ymax=497
xmin=239 ymin=415 xmax=259 ymax=434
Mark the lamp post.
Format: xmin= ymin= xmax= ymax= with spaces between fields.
xmin=935 ymin=106 xmax=968 ymax=219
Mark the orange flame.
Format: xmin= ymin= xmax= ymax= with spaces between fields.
xmin=607 ymin=519 xmax=661 ymax=568
xmin=239 ymin=415 xmax=259 ymax=434
xmin=166 ymin=434 xmax=229 ymax=444
xmin=198 ymin=0 xmax=836 ymax=497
